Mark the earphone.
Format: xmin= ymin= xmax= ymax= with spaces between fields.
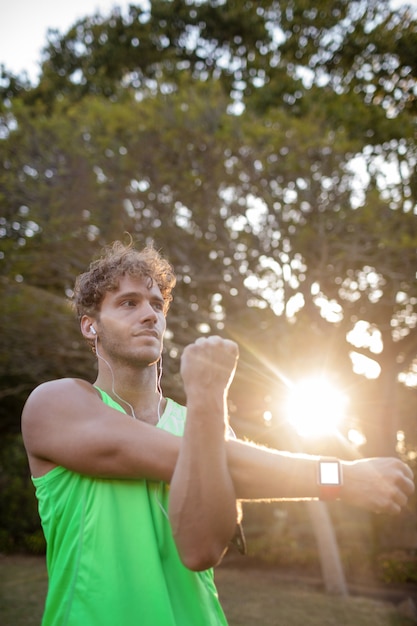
xmin=91 ymin=326 xmax=167 ymax=517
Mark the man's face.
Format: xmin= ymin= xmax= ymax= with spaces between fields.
xmin=95 ymin=274 xmax=166 ymax=367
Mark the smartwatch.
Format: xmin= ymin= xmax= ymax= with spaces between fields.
xmin=318 ymin=458 xmax=343 ymax=501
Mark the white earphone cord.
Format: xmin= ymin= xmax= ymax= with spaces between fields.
xmin=95 ymin=337 xmax=138 ymax=419
xmin=94 ymin=336 xmax=167 ymax=516
xmin=94 ymin=336 xmax=163 ymax=422
xmin=156 ymin=355 xmax=163 ymax=420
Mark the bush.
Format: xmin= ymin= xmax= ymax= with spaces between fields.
xmin=240 ymin=501 xmax=322 ymax=575
xmin=23 ymin=529 xmax=46 ymax=555
xmin=0 ymin=434 xmax=44 ymax=554
xmin=240 ymin=500 xmax=380 ymax=584
xmin=376 ymin=550 xmax=417 ymax=584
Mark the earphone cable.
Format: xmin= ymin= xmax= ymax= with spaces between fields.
xmin=95 ymin=336 xmax=138 ymax=420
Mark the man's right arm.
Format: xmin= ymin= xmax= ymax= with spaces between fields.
xmin=21 ymin=377 xmax=414 ymax=515
xmin=226 ymin=439 xmax=414 ymax=515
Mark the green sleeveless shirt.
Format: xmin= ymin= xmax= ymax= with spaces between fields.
xmin=33 ymin=390 xmax=229 ymax=626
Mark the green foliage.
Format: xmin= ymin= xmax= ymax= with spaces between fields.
xmin=241 ymin=501 xmax=380 ymax=583
xmin=0 ymin=436 xmax=45 ymax=554
xmin=0 ymin=0 xmax=416 ymax=551
xmin=0 ymin=278 xmax=95 ymax=443
xmin=377 ymin=550 xmax=417 ymax=585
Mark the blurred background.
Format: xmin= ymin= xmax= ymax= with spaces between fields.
xmin=0 ymin=0 xmax=416 ymax=589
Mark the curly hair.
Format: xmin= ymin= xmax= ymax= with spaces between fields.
xmin=73 ymin=240 xmax=176 ymax=320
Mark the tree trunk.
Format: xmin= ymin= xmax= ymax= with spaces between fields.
xmin=306 ymin=500 xmax=348 ymax=596
xmin=369 ymin=350 xmax=398 ymax=457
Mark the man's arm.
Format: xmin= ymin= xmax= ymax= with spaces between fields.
xmin=168 ymin=336 xmax=239 ymax=571
xmin=21 ymin=375 xmax=415 ymax=564
xmin=22 ymin=379 xmax=414 ymax=509
xmin=21 ymin=377 xmax=179 ymax=481
xmin=225 ymin=441 xmax=413 ymax=515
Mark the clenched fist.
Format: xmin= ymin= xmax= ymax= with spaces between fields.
xmin=180 ymin=336 xmax=239 ymax=398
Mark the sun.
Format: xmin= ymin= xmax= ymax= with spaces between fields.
xmin=284 ymin=376 xmax=348 ymax=437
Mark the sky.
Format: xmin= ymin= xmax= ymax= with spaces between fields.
xmin=0 ymin=0 xmax=416 ymax=84
xmin=0 ymin=0 xmax=148 ymax=83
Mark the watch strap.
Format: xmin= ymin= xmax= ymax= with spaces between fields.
xmin=319 ymin=484 xmax=342 ymax=501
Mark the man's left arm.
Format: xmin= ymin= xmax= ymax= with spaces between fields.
xmin=168 ymin=336 xmax=239 ymax=571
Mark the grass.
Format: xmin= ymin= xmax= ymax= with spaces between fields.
xmin=0 ymin=556 xmax=48 ymax=626
xmin=216 ymin=566 xmax=416 ymax=626
xmin=0 ymin=555 xmax=415 ymax=626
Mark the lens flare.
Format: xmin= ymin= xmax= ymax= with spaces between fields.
xmin=285 ymin=376 xmax=348 ymax=437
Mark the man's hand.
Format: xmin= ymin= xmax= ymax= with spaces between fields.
xmin=180 ymin=336 xmax=239 ymax=399
xmin=342 ymin=457 xmax=415 ymax=514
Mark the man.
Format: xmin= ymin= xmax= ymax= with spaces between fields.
xmin=22 ymin=240 xmax=414 ymax=626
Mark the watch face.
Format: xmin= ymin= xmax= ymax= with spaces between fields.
xmin=319 ymin=461 xmax=341 ymax=485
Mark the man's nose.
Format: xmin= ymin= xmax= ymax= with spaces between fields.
xmin=140 ymin=301 xmax=158 ymax=323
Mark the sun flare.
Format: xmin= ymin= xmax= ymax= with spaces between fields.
xmin=285 ymin=376 xmax=348 ymax=437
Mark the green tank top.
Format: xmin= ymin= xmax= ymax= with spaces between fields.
xmin=33 ymin=390 xmax=229 ymax=626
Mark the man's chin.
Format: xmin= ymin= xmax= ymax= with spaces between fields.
xmin=133 ymin=350 xmax=162 ymax=367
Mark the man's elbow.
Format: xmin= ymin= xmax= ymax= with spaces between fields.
xmin=180 ymin=542 xmax=228 ymax=572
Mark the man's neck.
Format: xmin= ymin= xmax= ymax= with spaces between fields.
xmin=95 ymin=361 xmax=164 ymax=424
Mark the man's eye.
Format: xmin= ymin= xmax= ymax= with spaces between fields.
xmin=122 ymin=300 xmax=136 ymax=307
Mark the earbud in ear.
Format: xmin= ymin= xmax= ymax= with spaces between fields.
xmin=90 ymin=326 xmax=97 ymax=335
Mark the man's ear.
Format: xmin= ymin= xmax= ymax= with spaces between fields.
xmin=81 ymin=316 xmax=97 ymax=340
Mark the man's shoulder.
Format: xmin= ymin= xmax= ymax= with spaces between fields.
xmin=21 ymin=378 xmax=99 ymax=477
xmin=23 ymin=378 xmax=97 ymax=414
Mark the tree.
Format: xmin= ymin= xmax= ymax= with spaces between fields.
xmin=1 ymin=0 xmax=416 ymax=554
